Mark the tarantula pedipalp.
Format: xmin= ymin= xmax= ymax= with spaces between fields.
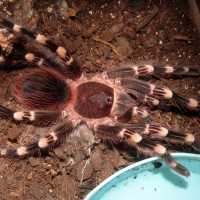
xmin=0 ymin=17 xmax=200 ymax=177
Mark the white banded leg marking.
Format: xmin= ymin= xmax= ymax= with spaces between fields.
xmin=0 ymin=56 xmax=5 ymax=63
xmin=66 ymin=56 xmax=74 ymax=65
xmin=105 ymin=64 xmax=154 ymax=79
xmin=164 ymin=66 xmax=174 ymax=73
xmin=121 ymin=78 xmax=173 ymax=100
xmin=25 ymin=53 xmax=45 ymax=67
xmin=38 ymin=137 xmax=49 ymax=148
xmin=154 ymin=144 xmax=166 ymax=155
xmin=9 ymin=110 xmax=63 ymax=126
xmin=0 ymin=149 xmax=7 ymax=156
xmin=183 ymin=67 xmax=189 ymax=73
xmin=137 ymin=65 xmax=154 ymax=75
xmin=25 ymin=53 xmax=35 ymax=62
xmin=38 ymin=128 xmax=67 ymax=149
xmin=150 ymin=84 xmax=173 ymax=99
xmin=13 ymin=112 xmax=25 ymax=121
xmin=117 ymin=128 xmax=126 ymax=138
xmin=56 ymin=46 xmax=67 ymax=59
xmin=17 ymin=146 xmax=28 ymax=156
xmin=147 ymin=125 xmax=196 ymax=146
xmin=36 ymin=34 xmax=48 ymax=45
xmin=185 ymin=134 xmax=195 ymax=144
xmin=13 ymin=111 xmax=35 ymax=121
xmin=127 ymin=132 xmax=142 ymax=143
xmin=159 ymin=65 xmax=200 ymax=76
xmin=187 ymin=98 xmax=198 ymax=108
xmin=50 ymin=131 xmax=58 ymax=141
xmin=148 ymin=125 xmax=169 ymax=137
xmin=144 ymin=95 xmax=160 ymax=105
xmin=13 ymin=24 xmax=22 ymax=32
xmin=132 ymin=66 xmax=138 ymax=75
xmin=117 ymin=129 xmax=143 ymax=143
xmin=29 ymin=111 xmax=35 ymax=121
xmin=37 ymin=58 xmax=45 ymax=66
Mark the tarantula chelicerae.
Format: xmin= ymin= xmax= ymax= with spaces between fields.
xmin=0 ymin=17 xmax=199 ymax=177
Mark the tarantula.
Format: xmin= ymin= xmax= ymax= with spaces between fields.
xmin=0 ymin=17 xmax=199 ymax=177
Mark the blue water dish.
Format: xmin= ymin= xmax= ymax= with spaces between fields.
xmin=85 ymin=153 xmax=200 ymax=200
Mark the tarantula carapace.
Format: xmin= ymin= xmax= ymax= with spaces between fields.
xmin=0 ymin=17 xmax=199 ymax=177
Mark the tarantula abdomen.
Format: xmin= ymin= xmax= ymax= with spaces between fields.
xmin=14 ymin=68 xmax=71 ymax=110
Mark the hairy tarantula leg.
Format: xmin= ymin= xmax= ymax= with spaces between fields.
xmin=24 ymin=53 xmax=47 ymax=67
xmin=0 ymin=17 xmax=81 ymax=79
xmin=0 ymin=17 xmax=71 ymax=60
xmin=116 ymin=107 xmax=151 ymax=123
xmin=95 ymin=124 xmax=190 ymax=176
xmin=123 ymin=123 xmax=200 ymax=151
xmin=153 ymin=65 xmax=200 ymax=77
xmin=118 ymin=78 xmax=200 ymax=113
xmin=0 ymin=120 xmax=76 ymax=157
xmin=129 ymin=91 xmax=160 ymax=107
xmin=0 ymin=50 xmax=74 ymax=79
xmin=0 ymin=52 xmax=48 ymax=68
xmin=104 ymin=64 xmax=200 ymax=79
xmin=146 ymin=125 xmax=200 ymax=151
xmin=0 ymin=105 xmax=62 ymax=126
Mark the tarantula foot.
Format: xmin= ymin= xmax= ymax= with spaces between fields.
xmin=192 ymin=140 xmax=200 ymax=152
xmin=173 ymin=163 xmax=190 ymax=177
xmin=162 ymin=151 xmax=190 ymax=177
xmin=0 ymin=148 xmax=16 ymax=157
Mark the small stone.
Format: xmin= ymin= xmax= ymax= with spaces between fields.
xmin=76 ymin=160 xmax=93 ymax=181
xmin=7 ymin=125 xmax=22 ymax=140
xmin=0 ymin=159 xmax=8 ymax=173
xmin=101 ymin=31 xmax=114 ymax=42
xmin=113 ymin=148 xmax=120 ymax=168
xmin=98 ymin=150 xmax=115 ymax=180
xmin=110 ymin=13 xmax=116 ymax=19
xmin=83 ymin=24 xmax=99 ymax=38
xmin=54 ymin=147 xmax=66 ymax=160
xmin=73 ymin=150 xmax=85 ymax=166
xmin=47 ymin=7 xmax=53 ymax=13
xmin=115 ymin=36 xmax=133 ymax=60
xmin=111 ymin=23 xmax=124 ymax=34
xmin=29 ymin=157 xmax=40 ymax=167
xmin=45 ymin=194 xmax=55 ymax=200
xmin=67 ymin=8 xmax=78 ymax=17
xmin=27 ymin=171 xmax=33 ymax=180
xmin=79 ymin=124 xmax=94 ymax=143
xmin=100 ymin=44 xmax=112 ymax=58
xmin=124 ymin=27 xmax=136 ymax=39
xmin=68 ymin=37 xmax=83 ymax=53
xmin=9 ymin=191 xmax=21 ymax=197
xmin=4 ymin=88 xmax=14 ymax=101
xmin=52 ymin=175 xmax=62 ymax=187
xmin=118 ymin=156 xmax=130 ymax=168
xmin=90 ymin=148 xmax=102 ymax=172
xmin=98 ymin=143 xmax=109 ymax=151
xmin=96 ymin=59 xmax=101 ymax=64
xmin=50 ymin=168 xmax=58 ymax=176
